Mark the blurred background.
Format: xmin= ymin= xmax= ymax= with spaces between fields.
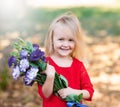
xmin=0 ymin=0 xmax=120 ymax=107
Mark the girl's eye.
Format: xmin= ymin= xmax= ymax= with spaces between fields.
xmin=69 ymin=39 xmax=74 ymax=42
xmin=58 ymin=38 xmax=64 ymax=41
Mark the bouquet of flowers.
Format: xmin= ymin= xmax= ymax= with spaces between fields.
xmin=8 ymin=38 xmax=87 ymax=107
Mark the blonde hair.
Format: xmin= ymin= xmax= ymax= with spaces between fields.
xmin=45 ymin=12 xmax=86 ymax=61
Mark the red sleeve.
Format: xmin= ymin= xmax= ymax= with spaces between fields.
xmin=80 ymin=63 xmax=94 ymax=101
xmin=38 ymin=84 xmax=47 ymax=99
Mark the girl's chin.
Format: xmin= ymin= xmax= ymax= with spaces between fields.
xmin=58 ymin=52 xmax=72 ymax=57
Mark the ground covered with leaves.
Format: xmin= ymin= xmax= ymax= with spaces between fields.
xmin=0 ymin=36 xmax=120 ymax=107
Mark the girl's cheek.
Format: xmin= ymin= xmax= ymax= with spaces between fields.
xmin=71 ymin=43 xmax=75 ymax=48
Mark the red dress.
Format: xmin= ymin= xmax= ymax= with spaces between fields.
xmin=38 ymin=57 xmax=94 ymax=107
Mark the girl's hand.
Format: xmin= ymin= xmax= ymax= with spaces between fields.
xmin=44 ymin=64 xmax=55 ymax=78
xmin=58 ymin=87 xmax=76 ymax=99
xmin=58 ymin=87 xmax=90 ymax=99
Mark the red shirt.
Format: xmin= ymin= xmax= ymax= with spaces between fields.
xmin=38 ymin=57 xmax=94 ymax=107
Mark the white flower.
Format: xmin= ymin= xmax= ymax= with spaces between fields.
xmin=12 ymin=66 xmax=20 ymax=80
xmin=19 ymin=59 xmax=29 ymax=72
xmin=26 ymin=67 xmax=39 ymax=80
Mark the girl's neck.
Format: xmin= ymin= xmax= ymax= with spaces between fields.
xmin=50 ymin=55 xmax=73 ymax=67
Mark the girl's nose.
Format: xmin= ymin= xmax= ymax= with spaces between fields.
xmin=63 ymin=41 xmax=69 ymax=46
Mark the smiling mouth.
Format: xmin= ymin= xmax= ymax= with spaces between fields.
xmin=60 ymin=48 xmax=70 ymax=51
xmin=60 ymin=46 xmax=70 ymax=50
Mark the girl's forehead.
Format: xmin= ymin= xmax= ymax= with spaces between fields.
xmin=53 ymin=23 xmax=74 ymax=38
xmin=54 ymin=22 xmax=67 ymax=30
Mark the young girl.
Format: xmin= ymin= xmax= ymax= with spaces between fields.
xmin=38 ymin=12 xmax=94 ymax=107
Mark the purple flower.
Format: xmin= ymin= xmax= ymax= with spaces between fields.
xmin=12 ymin=66 xmax=20 ymax=80
xmin=33 ymin=44 xmax=39 ymax=50
xmin=8 ymin=56 xmax=17 ymax=67
xmin=30 ymin=49 xmax=42 ymax=61
xmin=40 ymin=52 xmax=47 ymax=62
xmin=24 ymin=77 xmax=34 ymax=86
xmin=24 ymin=67 xmax=39 ymax=86
xmin=19 ymin=59 xmax=29 ymax=72
xmin=40 ymin=51 xmax=45 ymax=56
xmin=20 ymin=50 xmax=28 ymax=59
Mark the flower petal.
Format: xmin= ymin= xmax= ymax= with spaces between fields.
xmin=12 ymin=66 xmax=20 ymax=80
xmin=20 ymin=50 xmax=28 ymax=59
xmin=8 ymin=56 xmax=17 ymax=67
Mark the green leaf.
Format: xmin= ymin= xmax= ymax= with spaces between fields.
xmin=54 ymin=74 xmax=60 ymax=89
xmin=74 ymin=95 xmax=80 ymax=103
xmin=78 ymin=93 xmax=83 ymax=101
xmin=36 ymin=73 xmax=46 ymax=85
xmin=10 ymin=51 xmax=18 ymax=57
xmin=65 ymin=94 xmax=76 ymax=102
xmin=29 ymin=62 xmax=38 ymax=68
xmin=13 ymin=43 xmax=21 ymax=51
xmin=37 ymin=60 xmax=47 ymax=71
xmin=59 ymin=75 xmax=68 ymax=87
xmin=56 ymin=76 xmax=64 ymax=89
xmin=53 ymin=73 xmax=64 ymax=93
xmin=65 ymin=93 xmax=83 ymax=103
xmin=26 ymin=41 xmax=34 ymax=52
xmin=17 ymin=38 xmax=25 ymax=44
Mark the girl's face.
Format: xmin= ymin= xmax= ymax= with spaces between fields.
xmin=52 ymin=23 xmax=75 ymax=58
